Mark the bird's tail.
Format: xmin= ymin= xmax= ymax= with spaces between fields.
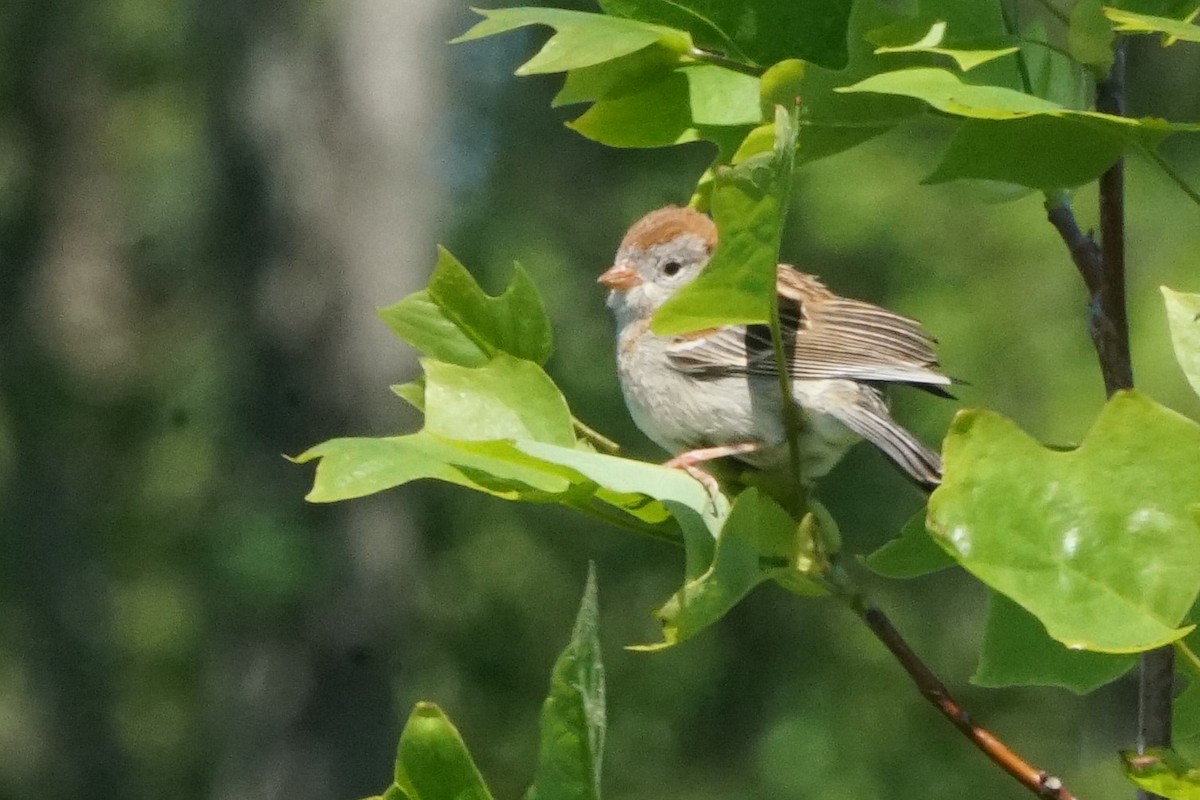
xmin=828 ymin=398 xmax=942 ymax=492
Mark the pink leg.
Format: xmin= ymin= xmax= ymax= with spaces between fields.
xmin=664 ymin=442 xmax=761 ymax=496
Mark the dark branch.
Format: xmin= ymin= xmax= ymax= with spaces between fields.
xmin=849 ymin=599 xmax=1077 ymax=799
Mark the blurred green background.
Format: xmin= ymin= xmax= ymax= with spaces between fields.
xmin=2 ymin=1 xmax=1200 ymax=799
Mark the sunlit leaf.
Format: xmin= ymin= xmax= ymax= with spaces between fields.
xmin=393 ymin=703 xmax=494 ymax=800
xmin=871 ymin=20 xmax=1020 ymax=71
xmin=524 ymin=565 xmax=605 ymax=800
xmin=1104 ymin=7 xmax=1200 ymax=44
xmin=652 ymin=105 xmax=796 ymax=334
xmin=452 ymin=7 xmax=690 ymax=75
xmin=1122 ymin=749 xmax=1200 ymax=800
xmin=929 ymin=391 xmax=1200 ymax=653
xmin=552 ymin=44 xmax=681 ymax=106
xmin=1163 ymin=287 xmax=1200 ymax=400
xmin=378 ymin=248 xmax=552 ymax=366
xmin=972 ymin=593 xmax=1136 ymax=692
xmin=599 ymin=0 xmax=854 ymax=69
xmin=863 ymin=511 xmax=955 ymax=578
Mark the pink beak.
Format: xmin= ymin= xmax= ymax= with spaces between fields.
xmin=598 ymin=263 xmax=641 ymax=291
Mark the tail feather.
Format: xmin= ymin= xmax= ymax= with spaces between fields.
xmin=827 ymin=396 xmax=942 ymax=491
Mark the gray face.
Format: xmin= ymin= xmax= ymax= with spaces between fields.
xmin=607 ymin=232 xmax=711 ymax=322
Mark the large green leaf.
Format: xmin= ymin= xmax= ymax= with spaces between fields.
xmin=423 ymin=357 xmax=575 ymax=448
xmin=1122 ymin=749 xmax=1200 ymax=800
xmin=524 ymin=566 xmax=606 ymax=800
xmin=378 ymin=248 xmax=552 ymax=366
xmin=632 ymin=488 xmax=825 ymax=651
xmin=1104 ymin=7 xmax=1200 ymax=44
xmin=839 ymin=67 xmax=1200 ymax=189
xmin=452 ymin=7 xmax=690 ymax=75
xmin=928 ymin=391 xmax=1200 ymax=653
xmin=651 ymin=105 xmax=796 ymax=334
xmin=1163 ymin=287 xmax=1200 ymax=400
xmin=598 ymin=0 xmax=854 ymax=69
xmin=870 ymin=21 xmax=1020 ymax=71
xmin=972 ymin=593 xmax=1136 ymax=693
xmin=393 ymin=703 xmax=494 ymax=800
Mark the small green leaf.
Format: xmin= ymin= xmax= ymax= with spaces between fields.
xmin=972 ymin=593 xmax=1136 ymax=693
xmin=452 ymin=7 xmax=690 ymax=75
xmin=652 ymin=104 xmax=796 ymax=334
xmin=1104 ymin=7 xmax=1200 ymax=44
xmin=553 ymin=44 xmax=681 ymax=107
xmin=378 ymin=248 xmax=552 ymax=366
xmin=524 ymin=565 xmax=605 ymax=800
xmin=1068 ymin=0 xmax=1116 ymax=74
xmin=863 ymin=511 xmax=956 ymax=578
xmin=423 ymin=356 xmax=575 ymax=448
xmin=391 ymin=379 xmax=426 ymax=412
xmin=1175 ymin=675 xmax=1200 ymax=765
xmin=929 ymin=391 xmax=1200 ymax=653
xmin=632 ymin=488 xmax=824 ymax=651
xmin=871 ymin=20 xmax=1020 ymax=71
xmin=759 ymin=59 xmax=806 ymax=115
xmin=599 ymin=0 xmax=854 ymax=69
xmin=1163 ymin=287 xmax=1200 ymax=400
xmin=1122 ymin=748 xmax=1200 ymax=800
xmin=394 ymin=703 xmax=494 ymax=800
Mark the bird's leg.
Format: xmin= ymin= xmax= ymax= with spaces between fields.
xmin=664 ymin=442 xmax=761 ymax=498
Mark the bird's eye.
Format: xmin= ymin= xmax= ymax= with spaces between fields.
xmin=662 ymin=260 xmax=683 ymax=277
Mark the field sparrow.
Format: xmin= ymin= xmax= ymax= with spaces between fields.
xmin=600 ymin=205 xmax=949 ymax=491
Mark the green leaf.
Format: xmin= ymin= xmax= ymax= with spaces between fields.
xmin=863 ymin=511 xmax=956 ymax=578
xmin=378 ymin=248 xmax=552 ymax=366
xmin=524 ymin=565 xmax=605 ymax=800
xmin=452 ymin=7 xmax=690 ymax=75
xmin=566 ymin=65 xmax=760 ymax=148
xmin=839 ymin=67 xmax=1065 ymax=115
xmin=1068 ymin=0 xmax=1116 ymax=74
xmin=972 ymin=593 xmax=1136 ymax=693
xmin=1104 ymin=7 xmax=1200 ymax=44
xmin=423 ymin=357 xmax=575 ymax=448
xmin=928 ymin=391 xmax=1200 ymax=653
xmin=1176 ymin=674 xmax=1200 ymax=765
xmin=1122 ymin=749 xmax=1200 ymax=800
xmin=553 ymin=43 xmax=681 ymax=107
xmin=391 ymin=379 xmax=426 ymax=412
xmin=632 ymin=488 xmax=824 ymax=651
xmin=871 ymin=21 xmax=1020 ymax=71
xmin=651 ymin=105 xmax=796 ymax=334
xmin=394 ymin=703 xmax=494 ymax=800
xmin=1163 ymin=287 xmax=1200 ymax=400
xmin=599 ymin=0 xmax=854 ymax=69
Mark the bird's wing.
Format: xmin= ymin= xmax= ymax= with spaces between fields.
xmin=666 ymin=265 xmax=952 ymax=389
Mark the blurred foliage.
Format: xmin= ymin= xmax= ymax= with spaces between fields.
xmin=1 ymin=1 xmax=1199 ymax=800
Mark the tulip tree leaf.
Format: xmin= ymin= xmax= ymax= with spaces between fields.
xmin=972 ymin=592 xmax=1136 ymax=693
xmin=863 ymin=511 xmax=956 ymax=578
xmin=524 ymin=565 xmax=605 ymax=800
xmin=871 ymin=21 xmax=1020 ymax=71
xmin=1122 ymin=749 xmax=1200 ymax=800
xmin=928 ymin=391 xmax=1200 ymax=653
xmin=651 ymin=104 xmax=797 ymax=334
xmin=1163 ymin=287 xmax=1200 ymax=400
xmin=1175 ymin=671 xmax=1200 ymax=765
xmin=393 ymin=703 xmax=494 ymax=800
xmin=838 ymin=67 xmax=1200 ymax=189
xmin=378 ymin=248 xmax=552 ymax=366
xmin=598 ymin=0 xmax=854 ymax=69
xmin=452 ymin=7 xmax=691 ymax=75
xmin=1104 ymin=7 xmax=1200 ymax=44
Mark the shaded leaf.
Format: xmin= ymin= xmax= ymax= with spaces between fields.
xmin=394 ymin=703 xmax=493 ymax=800
xmin=378 ymin=248 xmax=552 ymax=366
xmin=1104 ymin=7 xmax=1200 ymax=44
xmin=1163 ymin=287 xmax=1200 ymax=400
xmin=863 ymin=511 xmax=955 ymax=578
xmin=972 ymin=593 xmax=1136 ymax=693
xmin=1176 ymin=673 xmax=1200 ymax=765
xmin=652 ymin=105 xmax=796 ymax=334
xmin=599 ymin=0 xmax=854 ymax=69
xmin=871 ymin=20 xmax=1020 ymax=71
xmin=1068 ymin=0 xmax=1116 ymax=74
xmin=1122 ymin=749 xmax=1200 ymax=800
xmin=423 ymin=356 xmax=575 ymax=448
xmin=553 ymin=43 xmax=681 ymax=106
xmin=452 ymin=7 xmax=690 ymax=75
xmin=524 ymin=565 xmax=605 ymax=800
xmin=928 ymin=391 xmax=1200 ymax=653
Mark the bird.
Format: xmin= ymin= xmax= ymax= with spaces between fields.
xmin=598 ymin=205 xmax=950 ymax=492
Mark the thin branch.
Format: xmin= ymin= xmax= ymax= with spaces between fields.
xmin=842 ymin=591 xmax=1077 ymax=800
xmin=572 ymin=416 xmax=621 ymax=454
xmin=685 ymin=47 xmax=763 ymax=77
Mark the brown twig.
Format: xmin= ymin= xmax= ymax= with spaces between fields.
xmin=851 ymin=598 xmax=1077 ymax=799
